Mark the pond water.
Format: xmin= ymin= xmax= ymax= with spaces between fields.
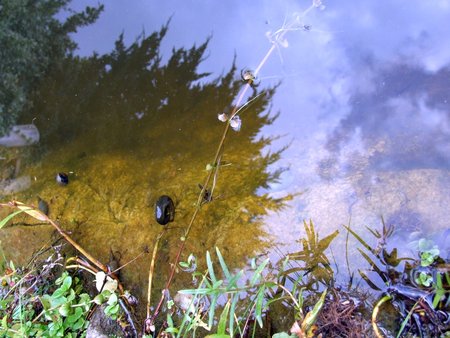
xmin=1 ymin=0 xmax=450 ymax=317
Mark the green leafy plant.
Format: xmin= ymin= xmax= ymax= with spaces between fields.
xmin=278 ymin=220 xmax=338 ymax=291
xmin=432 ymin=271 xmax=450 ymax=309
xmin=418 ymin=238 xmax=440 ymax=267
xmin=163 ymin=244 xmax=329 ymax=338
xmin=415 ymin=271 xmax=433 ymax=287
xmin=346 ymin=222 xmax=450 ymax=337
xmin=1 ymin=269 xmax=91 ymax=337
xmin=103 ymin=292 xmax=120 ymax=320
xmin=0 ymin=256 xmax=126 ymax=337
xmin=170 ymin=247 xmax=269 ymax=337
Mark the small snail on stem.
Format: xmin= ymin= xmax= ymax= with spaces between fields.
xmin=240 ymin=68 xmax=260 ymax=87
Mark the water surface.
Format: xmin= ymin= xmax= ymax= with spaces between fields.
xmin=1 ymin=0 xmax=449 ymax=305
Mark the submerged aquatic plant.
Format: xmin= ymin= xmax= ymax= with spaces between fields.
xmin=278 ymin=220 xmax=338 ymax=290
xmin=418 ymin=238 xmax=440 ymax=267
xmin=345 ymin=221 xmax=450 ymax=337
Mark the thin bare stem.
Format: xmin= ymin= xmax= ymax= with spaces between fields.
xmin=146 ymin=231 xmax=165 ymax=320
xmin=149 ymin=4 xmax=318 ymax=325
xmin=111 ymin=250 xmax=147 ymax=275
xmin=241 ymin=300 xmax=258 ymax=335
xmin=66 ymin=264 xmax=97 ymax=276
xmin=275 ymin=283 xmax=301 ymax=309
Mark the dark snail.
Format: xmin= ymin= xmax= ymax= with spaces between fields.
xmin=155 ymin=195 xmax=175 ymax=225
xmin=56 ymin=172 xmax=69 ymax=185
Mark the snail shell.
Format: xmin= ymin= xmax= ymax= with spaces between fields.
xmin=56 ymin=172 xmax=69 ymax=185
xmin=155 ymin=195 xmax=175 ymax=225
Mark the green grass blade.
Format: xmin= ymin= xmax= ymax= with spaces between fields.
xmin=212 ymin=280 xmax=224 ymax=290
xmin=358 ymin=269 xmax=381 ymax=291
xmin=432 ymin=273 xmax=444 ymax=309
xmin=250 ymin=258 xmax=269 ymax=287
xmin=396 ymin=300 xmax=419 ymax=338
xmin=357 ymin=249 xmax=388 ymax=283
xmin=215 ymin=247 xmax=231 ymax=280
xmin=208 ymin=294 xmax=218 ymax=329
xmin=206 ymin=251 xmax=217 ymax=283
xmin=229 ymin=293 xmax=239 ymax=335
xmin=254 ymin=286 xmax=266 ymax=328
xmin=301 ymin=288 xmax=327 ymax=331
xmin=217 ymin=300 xmax=231 ymax=334
xmin=0 ymin=209 xmax=28 ymax=229
xmin=343 ymin=225 xmax=377 ymax=256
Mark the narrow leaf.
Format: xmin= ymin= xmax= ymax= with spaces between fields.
xmin=301 ymin=288 xmax=327 ymax=332
xmin=357 ymin=249 xmax=388 ymax=283
xmin=343 ymin=225 xmax=377 ymax=256
xmin=15 ymin=202 xmax=48 ymax=222
xmin=0 ymin=209 xmax=28 ymax=229
xmin=254 ymin=286 xmax=266 ymax=328
xmin=229 ymin=293 xmax=239 ymax=335
xmin=206 ymin=251 xmax=217 ymax=283
xmin=317 ymin=230 xmax=339 ymax=251
xmin=216 ymin=247 xmax=231 ymax=280
xmin=178 ymin=288 xmax=212 ymax=295
xmin=250 ymin=258 xmax=270 ymax=287
xmin=366 ymin=226 xmax=381 ymax=239
xmin=358 ymin=269 xmax=381 ymax=291
xmin=217 ymin=300 xmax=231 ymax=334
xmin=226 ymin=269 xmax=244 ymax=291
xmin=208 ymin=294 xmax=218 ymax=329
xmin=396 ymin=300 xmax=419 ymax=338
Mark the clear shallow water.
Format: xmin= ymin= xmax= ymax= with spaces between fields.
xmin=1 ymin=0 xmax=450 ymax=306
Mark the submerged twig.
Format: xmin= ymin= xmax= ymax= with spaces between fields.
xmin=2 ymin=201 xmax=109 ymax=273
xmin=145 ymin=231 xmax=165 ymax=334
